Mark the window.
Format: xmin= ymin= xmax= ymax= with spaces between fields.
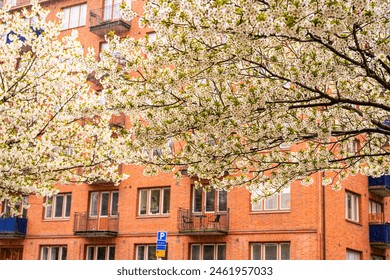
xmin=369 ymin=200 xmax=383 ymax=223
xmin=0 ymin=196 xmax=28 ymax=217
xmin=345 ymin=192 xmax=359 ymax=223
xmin=41 ymin=246 xmax=67 ymax=260
xmin=89 ymin=191 xmax=118 ymax=217
xmin=103 ymin=0 xmax=132 ymax=20
xmin=61 ymin=3 xmax=87 ymax=30
xmin=347 ymin=139 xmax=360 ymax=154
xmin=346 ymin=249 xmax=361 ymax=260
xmin=251 ymin=185 xmax=290 ymax=211
xmin=136 ymin=245 xmax=168 ymax=260
xmin=3 ymin=0 xmax=17 ymax=7
xmin=190 ymin=244 xmax=226 ymax=260
xmin=86 ymin=245 xmax=115 ymax=260
xmin=138 ymin=187 xmax=170 ymax=216
xmin=251 ymin=243 xmax=290 ymax=260
xmin=44 ymin=194 xmax=71 ymax=219
xmin=192 ymin=188 xmax=227 ymax=213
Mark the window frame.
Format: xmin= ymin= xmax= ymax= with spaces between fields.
xmin=190 ymin=243 xmax=226 ymax=260
xmin=251 ymin=242 xmax=290 ymax=260
xmin=135 ymin=244 xmax=168 ymax=260
xmin=86 ymin=245 xmax=115 ymax=260
xmin=345 ymin=191 xmax=360 ymax=223
xmin=251 ymin=185 xmax=291 ymax=212
xmin=346 ymin=249 xmax=361 ymax=260
xmin=88 ymin=191 xmax=119 ymax=218
xmin=40 ymin=245 xmax=67 ymax=260
xmin=192 ymin=188 xmax=228 ymax=214
xmin=44 ymin=193 xmax=72 ymax=220
xmin=61 ymin=3 xmax=87 ymax=30
xmin=138 ymin=187 xmax=170 ymax=216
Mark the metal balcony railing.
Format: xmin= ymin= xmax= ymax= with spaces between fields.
xmin=74 ymin=212 xmax=119 ymax=237
xmin=89 ymin=4 xmax=131 ymax=36
xmin=370 ymin=224 xmax=390 ymax=247
xmin=178 ymin=208 xmax=229 ymax=235
xmin=0 ymin=217 xmax=27 ymax=238
xmin=368 ymin=175 xmax=390 ymax=197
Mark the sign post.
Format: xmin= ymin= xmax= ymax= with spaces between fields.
xmin=156 ymin=231 xmax=167 ymax=259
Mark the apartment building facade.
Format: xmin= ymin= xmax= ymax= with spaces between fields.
xmin=1 ymin=0 xmax=390 ymax=260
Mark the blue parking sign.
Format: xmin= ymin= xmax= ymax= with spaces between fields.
xmin=157 ymin=231 xmax=167 ymax=241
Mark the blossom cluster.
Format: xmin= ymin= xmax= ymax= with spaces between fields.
xmin=0 ymin=2 xmax=125 ymax=208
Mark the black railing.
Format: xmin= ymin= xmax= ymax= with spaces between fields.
xmin=89 ymin=4 xmax=131 ymax=36
xmin=74 ymin=212 xmax=118 ymax=236
xmin=178 ymin=208 xmax=229 ymax=234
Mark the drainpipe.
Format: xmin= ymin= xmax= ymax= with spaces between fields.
xmin=322 ymin=171 xmax=326 ymax=260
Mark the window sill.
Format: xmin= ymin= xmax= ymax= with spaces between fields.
xmin=136 ymin=214 xmax=170 ymax=219
xmin=250 ymin=210 xmax=291 ymax=215
xmin=43 ymin=218 xmax=71 ymax=221
xmin=345 ymin=219 xmax=362 ymax=226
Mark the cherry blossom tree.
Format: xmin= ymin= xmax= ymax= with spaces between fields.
xmin=0 ymin=2 xmax=124 ymax=207
xmin=99 ymin=0 xmax=389 ymax=198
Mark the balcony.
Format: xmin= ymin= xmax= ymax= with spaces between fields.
xmin=89 ymin=4 xmax=131 ymax=37
xmin=368 ymin=175 xmax=390 ymax=197
xmin=0 ymin=217 xmax=27 ymax=238
xmin=369 ymin=224 xmax=390 ymax=248
xmin=178 ymin=208 xmax=229 ymax=235
xmin=74 ymin=212 xmax=118 ymax=237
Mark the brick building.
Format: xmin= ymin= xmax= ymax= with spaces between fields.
xmin=0 ymin=0 xmax=389 ymax=260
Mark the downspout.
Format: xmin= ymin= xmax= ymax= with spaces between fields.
xmin=322 ymin=171 xmax=326 ymax=260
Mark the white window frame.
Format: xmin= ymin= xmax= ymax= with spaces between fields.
xmin=61 ymin=3 xmax=87 ymax=30
xmin=44 ymin=194 xmax=71 ymax=219
xmin=89 ymin=191 xmax=118 ymax=218
xmin=41 ymin=246 xmax=67 ymax=260
xmin=251 ymin=185 xmax=290 ymax=212
xmin=346 ymin=249 xmax=361 ymax=260
xmin=190 ymin=244 xmax=226 ymax=260
xmin=138 ymin=187 xmax=170 ymax=216
xmin=345 ymin=191 xmax=359 ymax=223
xmin=136 ymin=244 xmax=168 ymax=260
xmin=251 ymin=243 xmax=290 ymax=260
xmin=86 ymin=245 xmax=115 ymax=260
xmin=192 ymin=188 xmax=228 ymax=213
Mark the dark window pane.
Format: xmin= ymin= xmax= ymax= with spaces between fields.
xmin=54 ymin=196 xmax=64 ymax=218
xmin=111 ymin=192 xmax=118 ymax=216
xmin=280 ymin=244 xmax=290 ymax=260
xmin=264 ymin=244 xmax=277 ymax=260
xmin=217 ymin=244 xmax=226 ymax=260
xmin=139 ymin=190 xmax=147 ymax=215
xmin=252 ymin=244 xmax=262 ymax=260
xmin=97 ymin=247 xmax=107 ymax=260
xmin=100 ymin=193 xmax=109 ymax=216
xmin=163 ymin=188 xmax=170 ymax=214
xmin=203 ymin=245 xmax=215 ymax=260
xmin=194 ymin=188 xmax=202 ymax=213
xmin=65 ymin=194 xmax=71 ymax=217
xmin=206 ymin=189 xmax=215 ymax=212
xmin=86 ymin=247 xmax=94 ymax=260
xmin=147 ymin=245 xmax=156 ymax=260
xmin=61 ymin=247 xmax=67 ymax=260
xmin=218 ymin=191 xmax=227 ymax=211
xmin=137 ymin=246 xmax=145 ymax=260
xmin=191 ymin=245 xmax=201 ymax=260
xmin=109 ymin=247 xmax=115 ymax=260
